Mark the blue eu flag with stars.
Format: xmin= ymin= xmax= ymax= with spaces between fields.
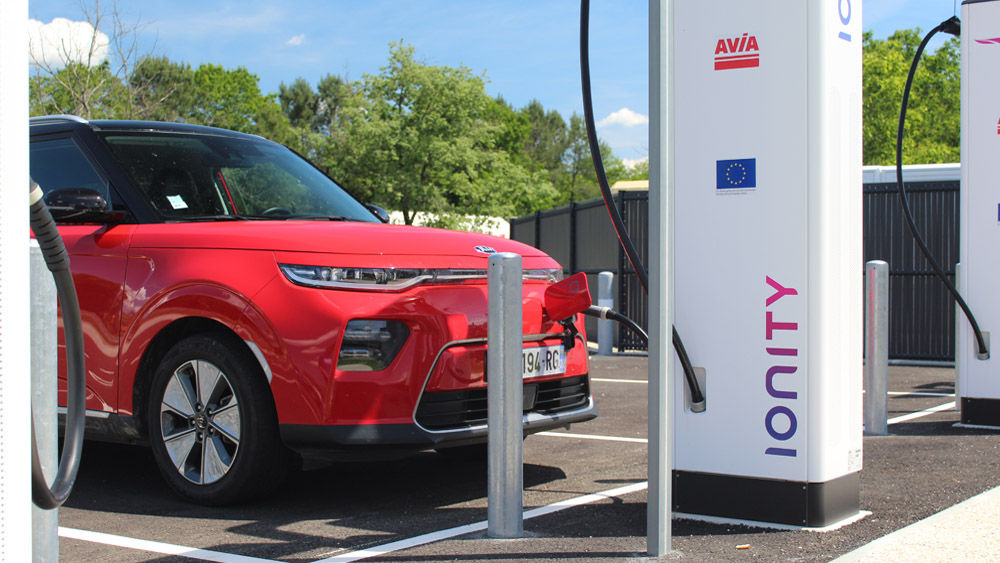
xmin=716 ymin=158 xmax=756 ymax=189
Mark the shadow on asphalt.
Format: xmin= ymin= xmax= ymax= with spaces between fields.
xmin=64 ymin=440 xmax=567 ymax=519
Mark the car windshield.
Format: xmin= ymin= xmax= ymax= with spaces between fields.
xmin=99 ymin=131 xmax=378 ymax=222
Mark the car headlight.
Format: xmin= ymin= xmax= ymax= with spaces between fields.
xmin=279 ymin=264 xmax=562 ymax=291
xmin=337 ymin=320 xmax=410 ymax=371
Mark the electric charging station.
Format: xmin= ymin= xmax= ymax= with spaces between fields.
xmin=666 ymin=0 xmax=863 ymax=527
xmin=957 ymin=0 xmax=1000 ymax=427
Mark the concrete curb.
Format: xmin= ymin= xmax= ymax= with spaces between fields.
xmin=831 ymin=485 xmax=1000 ymax=562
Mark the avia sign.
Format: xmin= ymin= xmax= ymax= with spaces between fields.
xmin=714 ymin=33 xmax=759 ymax=70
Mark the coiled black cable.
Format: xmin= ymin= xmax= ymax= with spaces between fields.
xmin=579 ymin=0 xmax=706 ymax=409
xmin=895 ymin=17 xmax=988 ymax=360
xmin=29 ymin=179 xmax=86 ymax=509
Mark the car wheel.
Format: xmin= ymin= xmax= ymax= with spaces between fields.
xmin=148 ymin=333 xmax=287 ymax=505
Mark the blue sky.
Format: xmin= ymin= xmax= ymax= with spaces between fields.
xmin=28 ymin=0 xmax=963 ymax=164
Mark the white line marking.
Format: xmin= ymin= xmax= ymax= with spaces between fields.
xmin=887 ymin=401 xmax=955 ymax=425
xmin=888 ymin=391 xmax=954 ymax=397
xmin=592 ymin=377 xmax=647 ymax=384
xmin=314 ymin=482 xmax=648 ymax=563
xmin=59 ymin=527 xmax=280 ymax=563
xmin=675 ymin=509 xmax=872 ymax=533
xmin=536 ymin=431 xmax=647 ymax=443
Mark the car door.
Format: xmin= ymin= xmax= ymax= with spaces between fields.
xmin=29 ymin=133 xmax=135 ymax=414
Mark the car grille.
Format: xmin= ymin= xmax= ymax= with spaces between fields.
xmin=415 ymin=375 xmax=591 ymax=431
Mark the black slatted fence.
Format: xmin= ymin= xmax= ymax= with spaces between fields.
xmin=510 ymin=178 xmax=961 ymax=361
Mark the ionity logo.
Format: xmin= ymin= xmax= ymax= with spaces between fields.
xmin=714 ymin=33 xmax=760 ymax=71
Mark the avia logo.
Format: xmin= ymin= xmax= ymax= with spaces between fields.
xmin=974 ymin=37 xmax=1000 ymax=45
xmin=997 ymin=117 xmax=1000 ymax=135
xmin=714 ymin=33 xmax=760 ymax=71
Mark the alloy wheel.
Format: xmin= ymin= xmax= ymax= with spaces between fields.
xmin=159 ymin=359 xmax=241 ymax=485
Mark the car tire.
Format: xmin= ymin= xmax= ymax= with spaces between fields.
xmin=147 ymin=333 xmax=287 ymax=505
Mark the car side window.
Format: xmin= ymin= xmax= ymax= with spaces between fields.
xmin=30 ymin=137 xmax=109 ymax=198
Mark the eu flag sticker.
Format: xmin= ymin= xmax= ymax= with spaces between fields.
xmin=716 ymin=158 xmax=756 ymax=190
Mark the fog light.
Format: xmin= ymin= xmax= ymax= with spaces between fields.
xmin=337 ymin=320 xmax=409 ymax=371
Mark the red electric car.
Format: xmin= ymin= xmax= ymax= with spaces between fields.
xmin=29 ymin=116 xmax=596 ymax=504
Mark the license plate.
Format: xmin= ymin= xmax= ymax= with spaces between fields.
xmin=522 ymin=345 xmax=566 ymax=378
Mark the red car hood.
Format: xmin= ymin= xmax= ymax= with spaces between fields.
xmin=129 ymin=221 xmax=550 ymax=260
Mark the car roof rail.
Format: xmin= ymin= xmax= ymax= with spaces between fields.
xmin=30 ymin=115 xmax=89 ymax=126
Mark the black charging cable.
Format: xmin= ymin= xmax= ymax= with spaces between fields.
xmin=579 ymin=0 xmax=706 ymax=411
xmin=582 ymin=306 xmax=705 ymax=412
xmin=896 ymin=16 xmax=989 ymax=360
xmin=29 ymin=179 xmax=86 ymax=509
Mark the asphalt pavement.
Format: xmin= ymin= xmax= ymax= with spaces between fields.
xmin=55 ymin=356 xmax=1000 ymax=562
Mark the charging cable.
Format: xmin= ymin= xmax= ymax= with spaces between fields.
xmin=895 ymin=17 xmax=989 ymax=360
xmin=584 ymin=306 xmax=706 ymax=412
xmin=579 ymin=0 xmax=706 ymax=411
xmin=29 ymin=179 xmax=86 ymax=509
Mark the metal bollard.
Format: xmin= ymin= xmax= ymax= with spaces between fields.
xmin=487 ymin=252 xmax=523 ymax=538
xmin=598 ymin=272 xmax=614 ymax=355
xmin=30 ymin=242 xmax=59 ymax=561
xmin=864 ymin=260 xmax=889 ymax=436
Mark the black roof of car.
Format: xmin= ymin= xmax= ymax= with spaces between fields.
xmin=29 ymin=115 xmax=266 ymax=141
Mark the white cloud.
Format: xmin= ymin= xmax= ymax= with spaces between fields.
xmin=28 ymin=18 xmax=109 ymax=69
xmin=622 ymin=157 xmax=649 ymax=170
xmin=597 ymin=107 xmax=648 ymax=128
xmin=286 ymin=34 xmax=306 ymax=46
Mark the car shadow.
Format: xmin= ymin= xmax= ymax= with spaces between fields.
xmin=62 ymin=441 xmax=573 ymax=560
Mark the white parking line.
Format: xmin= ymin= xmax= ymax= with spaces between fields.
xmin=315 ymin=482 xmax=648 ymax=563
xmin=592 ymin=377 xmax=647 ymax=384
xmin=61 ymin=481 xmax=649 ymax=563
xmin=62 ymin=397 xmax=953 ymax=562
xmin=59 ymin=527 xmax=280 ymax=563
xmin=887 ymin=401 xmax=956 ymax=425
xmin=536 ymin=431 xmax=647 ymax=443
xmin=888 ymin=391 xmax=954 ymax=397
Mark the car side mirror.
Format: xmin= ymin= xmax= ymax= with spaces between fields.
xmin=544 ymin=272 xmax=592 ymax=323
xmin=43 ymin=188 xmax=119 ymax=223
xmin=366 ymin=204 xmax=390 ymax=223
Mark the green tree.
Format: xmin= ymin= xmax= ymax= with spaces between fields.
xmin=331 ymin=42 xmax=555 ymax=224
xmin=129 ymin=56 xmax=198 ymax=121
xmin=29 ymin=0 xmax=159 ymax=119
xmin=863 ymin=30 xmax=960 ymax=165
xmin=522 ymin=99 xmax=569 ymax=184
xmin=277 ymin=74 xmax=360 ymax=167
xmin=618 ymin=158 xmax=649 ymax=181
xmin=278 ymin=78 xmax=318 ymax=129
xmin=190 ymin=64 xmax=266 ymax=132
xmin=485 ymin=96 xmax=532 ymax=164
xmin=130 ymin=58 xmax=298 ymax=144
xmin=30 ymin=61 xmax=127 ymax=118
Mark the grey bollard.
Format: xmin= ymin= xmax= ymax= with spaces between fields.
xmin=598 ymin=272 xmax=614 ymax=355
xmin=487 ymin=252 xmax=523 ymax=538
xmin=864 ymin=260 xmax=889 ymax=436
xmin=30 ymin=242 xmax=59 ymax=561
